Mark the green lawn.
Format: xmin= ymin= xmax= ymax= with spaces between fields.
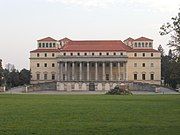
xmin=0 ymin=94 xmax=179 ymax=135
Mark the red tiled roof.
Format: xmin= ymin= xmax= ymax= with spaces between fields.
xmin=37 ymin=37 xmax=57 ymax=42
xmin=124 ymin=37 xmax=134 ymax=42
xmin=30 ymin=49 xmax=60 ymax=53
xmin=60 ymin=40 xmax=132 ymax=52
xmin=134 ymin=37 xmax=153 ymax=41
xmin=59 ymin=37 xmax=71 ymax=42
xmin=127 ymin=49 xmax=159 ymax=52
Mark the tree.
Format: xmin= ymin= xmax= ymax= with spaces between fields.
xmin=0 ymin=59 xmax=3 ymax=86
xmin=19 ymin=69 xmax=31 ymax=85
xmin=160 ymin=10 xmax=180 ymax=55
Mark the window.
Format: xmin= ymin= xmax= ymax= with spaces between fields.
xmin=106 ymin=53 xmax=109 ymax=55
xmin=114 ymin=52 xmax=116 ymax=55
xmin=63 ymin=53 xmax=66 ymax=56
xmin=106 ymin=74 xmax=109 ymax=81
xmin=134 ymin=42 xmax=137 ymax=47
xmin=121 ymin=53 xmax=123 ymax=55
xmin=44 ymin=63 xmax=47 ymax=67
xmin=143 ymin=53 xmax=145 ymax=57
xmin=134 ymin=63 xmax=137 ymax=67
xmin=150 ymin=74 xmax=154 ymax=80
xmin=106 ymin=63 xmax=109 ymax=67
xmin=42 ymin=43 xmax=45 ymax=47
xmin=77 ymin=53 xmax=80 ymax=56
xmin=37 ymin=74 xmax=40 ymax=80
xmin=52 ymin=74 xmax=55 ymax=80
xmin=151 ymin=63 xmax=154 ymax=67
xmin=46 ymin=43 xmax=48 ymax=48
xmin=134 ymin=74 xmax=137 ymax=80
xmin=92 ymin=53 xmax=94 ymax=56
xmin=63 ymin=74 xmax=65 ymax=81
xmin=151 ymin=53 xmax=153 ymax=57
xmin=52 ymin=53 xmax=55 ymax=57
xmin=142 ymin=42 xmax=144 ymax=47
xmin=99 ymin=53 xmax=102 ymax=56
xmin=37 ymin=53 xmax=40 ymax=57
xmin=134 ymin=53 xmax=137 ymax=57
xmin=91 ymin=63 xmax=95 ymax=67
xmin=85 ymin=53 xmax=87 ymax=56
xmin=49 ymin=43 xmax=52 ymax=48
xmin=113 ymin=63 xmax=116 ymax=67
xmin=142 ymin=63 xmax=145 ymax=67
xmin=44 ymin=74 xmax=47 ymax=80
xmin=70 ymin=53 xmax=73 ymax=56
xmin=52 ymin=63 xmax=55 ymax=67
xmin=149 ymin=42 xmax=152 ymax=47
xmin=45 ymin=53 xmax=47 ymax=57
xmin=138 ymin=42 xmax=141 ymax=47
xmin=37 ymin=63 xmax=40 ymax=67
xmin=145 ymin=42 xmax=148 ymax=47
xmin=39 ymin=43 xmax=41 ymax=48
xmin=53 ymin=43 xmax=56 ymax=47
xmin=142 ymin=74 xmax=146 ymax=80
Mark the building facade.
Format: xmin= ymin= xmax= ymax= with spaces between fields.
xmin=30 ymin=37 xmax=161 ymax=91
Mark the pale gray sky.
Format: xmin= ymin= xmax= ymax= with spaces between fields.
xmin=0 ymin=0 xmax=179 ymax=70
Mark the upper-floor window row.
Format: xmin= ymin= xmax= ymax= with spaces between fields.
xmin=62 ymin=52 xmax=124 ymax=56
xmin=134 ymin=53 xmax=154 ymax=57
xmin=134 ymin=42 xmax=153 ymax=48
xmin=38 ymin=42 xmax=56 ymax=48
xmin=36 ymin=53 xmax=55 ymax=57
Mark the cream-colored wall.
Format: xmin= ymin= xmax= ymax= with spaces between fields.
xmin=127 ymin=52 xmax=161 ymax=84
xmin=30 ymin=52 xmax=59 ymax=84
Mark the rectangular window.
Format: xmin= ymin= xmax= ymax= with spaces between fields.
xmin=134 ymin=74 xmax=137 ymax=80
xmin=106 ymin=53 xmax=109 ymax=55
xmin=134 ymin=53 xmax=137 ymax=57
xmin=151 ymin=74 xmax=154 ymax=80
xmin=70 ymin=53 xmax=73 ymax=56
xmin=49 ymin=43 xmax=52 ymax=48
xmin=52 ymin=53 xmax=55 ymax=57
xmin=142 ymin=74 xmax=146 ymax=80
xmin=120 ymin=63 xmax=123 ymax=67
xmin=99 ymin=53 xmax=102 ymax=56
xmin=42 ymin=43 xmax=45 ymax=47
xmin=39 ymin=43 xmax=41 ymax=48
xmin=151 ymin=53 xmax=153 ymax=57
xmin=52 ymin=63 xmax=55 ymax=67
xmin=52 ymin=74 xmax=55 ymax=80
xmin=44 ymin=74 xmax=47 ymax=80
xmin=37 ymin=63 xmax=40 ymax=67
xmin=44 ymin=63 xmax=47 ymax=67
xmin=85 ymin=53 xmax=87 ymax=56
xmin=151 ymin=63 xmax=154 ymax=67
xmin=114 ymin=52 xmax=116 ymax=55
xmin=92 ymin=53 xmax=94 ymax=56
xmin=53 ymin=43 xmax=56 ymax=47
xmin=45 ymin=53 xmax=47 ymax=57
xmin=63 ymin=74 xmax=65 ymax=81
xmin=37 ymin=53 xmax=40 ymax=57
xmin=121 ymin=53 xmax=123 ymax=55
xmin=142 ymin=63 xmax=145 ymax=67
xmin=63 ymin=53 xmax=66 ymax=56
xmin=134 ymin=63 xmax=137 ymax=67
xmin=143 ymin=53 xmax=145 ymax=57
xmin=37 ymin=74 xmax=40 ymax=80
xmin=46 ymin=43 xmax=48 ymax=48
xmin=78 ymin=53 xmax=80 ymax=56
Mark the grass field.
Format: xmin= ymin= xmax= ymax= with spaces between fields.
xmin=0 ymin=94 xmax=179 ymax=135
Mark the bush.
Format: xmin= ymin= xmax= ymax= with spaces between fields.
xmin=106 ymin=85 xmax=132 ymax=95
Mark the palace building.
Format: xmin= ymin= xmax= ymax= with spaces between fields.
xmin=30 ymin=36 xmax=161 ymax=91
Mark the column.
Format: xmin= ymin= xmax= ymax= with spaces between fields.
xmin=58 ymin=62 xmax=61 ymax=81
xmin=118 ymin=62 xmax=120 ymax=81
xmin=60 ymin=62 xmax=63 ymax=81
xmin=79 ymin=62 xmax=82 ymax=81
xmin=110 ymin=62 xmax=113 ymax=81
xmin=103 ymin=62 xmax=105 ymax=81
xmin=125 ymin=62 xmax=128 ymax=81
xmin=65 ymin=62 xmax=67 ymax=81
xmin=95 ymin=62 xmax=98 ymax=81
xmin=72 ymin=62 xmax=75 ymax=81
xmin=87 ymin=62 xmax=90 ymax=81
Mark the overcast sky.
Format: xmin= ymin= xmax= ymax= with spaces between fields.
xmin=0 ymin=0 xmax=179 ymax=70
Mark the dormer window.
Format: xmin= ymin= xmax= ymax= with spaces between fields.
xmin=149 ymin=42 xmax=152 ymax=47
xmin=142 ymin=42 xmax=144 ymax=47
xmin=138 ymin=42 xmax=141 ymax=47
xmin=39 ymin=43 xmax=41 ymax=48
xmin=53 ymin=43 xmax=56 ymax=47
xmin=134 ymin=42 xmax=137 ymax=47
xmin=49 ymin=43 xmax=52 ymax=48
xmin=145 ymin=42 xmax=148 ymax=47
